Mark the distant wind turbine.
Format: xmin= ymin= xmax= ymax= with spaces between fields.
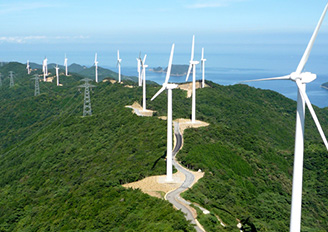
xmin=26 ymin=60 xmax=31 ymax=74
xmin=185 ymin=35 xmax=199 ymax=123
xmin=200 ymin=48 xmax=206 ymax=88
xmin=42 ymin=57 xmax=48 ymax=81
xmin=64 ymin=54 xmax=68 ymax=76
xmin=55 ymin=64 xmax=60 ymax=86
xmin=151 ymin=44 xmax=176 ymax=182
xmin=140 ymin=54 xmax=148 ymax=111
xmin=137 ymin=54 xmax=142 ymax=86
xmin=94 ymin=53 xmax=98 ymax=83
xmin=241 ymin=4 xmax=328 ymax=232
xmin=117 ymin=50 xmax=122 ymax=83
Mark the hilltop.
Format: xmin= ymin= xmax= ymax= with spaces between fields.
xmin=28 ymin=62 xmax=157 ymax=84
xmin=0 ymin=62 xmax=327 ymax=231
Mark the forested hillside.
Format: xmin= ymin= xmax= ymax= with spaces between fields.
xmin=0 ymin=62 xmax=194 ymax=231
xmin=0 ymin=62 xmax=327 ymax=231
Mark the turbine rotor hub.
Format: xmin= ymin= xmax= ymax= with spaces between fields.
xmin=290 ymin=72 xmax=316 ymax=84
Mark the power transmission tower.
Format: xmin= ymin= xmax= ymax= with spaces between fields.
xmin=0 ymin=73 xmax=2 ymax=87
xmin=9 ymin=71 xmax=14 ymax=87
xmin=78 ymin=78 xmax=96 ymax=116
xmin=31 ymin=74 xmax=40 ymax=96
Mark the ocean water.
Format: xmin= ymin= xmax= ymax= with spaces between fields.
xmin=113 ymin=65 xmax=328 ymax=109
xmin=2 ymin=44 xmax=328 ymax=108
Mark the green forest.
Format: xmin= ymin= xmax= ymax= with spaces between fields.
xmin=0 ymin=62 xmax=327 ymax=231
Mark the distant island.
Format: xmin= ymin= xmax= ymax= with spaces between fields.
xmin=321 ymin=82 xmax=328 ymax=90
xmin=150 ymin=64 xmax=192 ymax=76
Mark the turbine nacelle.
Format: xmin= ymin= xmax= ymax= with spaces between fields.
xmin=290 ymin=72 xmax=316 ymax=84
xmin=166 ymin=83 xmax=178 ymax=89
xmin=190 ymin=60 xmax=199 ymax=65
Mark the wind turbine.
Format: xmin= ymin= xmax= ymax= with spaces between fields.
xmin=55 ymin=64 xmax=60 ymax=86
xmin=242 ymin=4 xmax=328 ymax=232
xmin=140 ymin=54 xmax=148 ymax=111
xmin=137 ymin=54 xmax=142 ymax=86
xmin=151 ymin=44 xmax=176 ymax=182
xmin=64 ymin=54 xmax=68 ymax=76
xmin=200 ymin=48 xmax=206 ymax=88
xmin=94 ymin=53 xmax=99 ymax=83
xmin=117 ymin=50 xmax=122 ymax=83
xmin=185 ymin=35 xmax=199 ymax=123
xmin=42 ymin=57 xmax=48 ymax=81
xmin=44 ymin=57 xmax=48 ymax=76
xmin=26 ymin=60 xmax=31 ymax=74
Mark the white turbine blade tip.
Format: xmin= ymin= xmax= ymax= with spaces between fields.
xmin=240 ymin=75 xmax=291 ymax=83
xmin=151 ymin=86 xmax=166 ymax=101
xmin=164 ymin=44 xmax=175 ymax=84
xmin=296 ymin=4 xmax=328 ymax=74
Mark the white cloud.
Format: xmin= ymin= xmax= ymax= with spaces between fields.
xmin=0 ymin=35 xmax=89 ymax=44
xmin=0 ymin=36 xmax=46 ymax=43
xmin=185 ymin=0 xmax=245 ymax=9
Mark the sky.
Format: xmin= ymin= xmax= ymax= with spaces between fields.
xmin=1 ymin=0 xmax=328 ymax=67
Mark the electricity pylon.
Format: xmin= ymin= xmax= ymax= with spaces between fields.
xmin=9 ymin=71 xmax=14 ymax=87
xmin=31 ymin=74 xmax=40 ymax=96
xmin=78 ymin=78 xmax=96 ymax=116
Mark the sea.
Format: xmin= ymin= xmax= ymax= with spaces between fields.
xmin=2 ymin=43 xmax=328 ymax=108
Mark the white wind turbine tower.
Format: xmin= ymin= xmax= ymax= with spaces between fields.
xmin=151 ymin=44 xmax=176 ymax=182
xmin=136 ymin=55 xmax=142 ymax=86
xmin=242 ymin=4 xmax=328 ymax=232
xmin=55 ymin=64 xmax=60 ymax=86
xmin=185 ymin=35 xmax=199 ymax=123
xmin=64 ymin=54 xmax=68 ymax=76
xmin=140 ymin=54 xmax=148 ymax=111
xmin=26 ymin=60 xmax=31 ymax=74
xmin=42 ymin=57 xmax=48 ymax=81
xmin=45 ymin=57 xmax=48 ymax=76
xmin=117 ymin=50 xmax=122 ymax=83
xmin=94 ymin=53 xmax=99 ymax=83
xmin=200 ymin=48 xmax=206 ymax=88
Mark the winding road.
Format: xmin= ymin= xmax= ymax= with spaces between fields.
xmin=165 ymin=122 xmax=204 ymax=232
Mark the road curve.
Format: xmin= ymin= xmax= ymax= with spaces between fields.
xmin=166 ymin=122 xmax=204 ymax=232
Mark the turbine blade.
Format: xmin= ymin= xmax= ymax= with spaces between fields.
xmin=151 ymin=86 xmax=166 ymax=101
xmin=240 ymin=75 xmax=291 ymax=83
xmin=143 ymin=54 xmax=147 ymax=65
xmin=296 ymin=4 xmax=328 ymax=74
xmin=164 ymin=44 xmax=175 ymax=84
xmin=117 ymin=50 xmax=120 ymax=59
xmin=140 ymin=67 xmax=144 ymax=79
xmin=191 ymin=35 xmax=195 ymax=61
xmin=296 ymin=79 xmax=328 ymax=150
xmin=185 ymin=64 xmax=192 ymax=81
xmin=201 ymin=47 xmax=204 ymax=60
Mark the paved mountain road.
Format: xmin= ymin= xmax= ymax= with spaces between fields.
xmin=165 ymin=122 xmax=204 ymax=232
